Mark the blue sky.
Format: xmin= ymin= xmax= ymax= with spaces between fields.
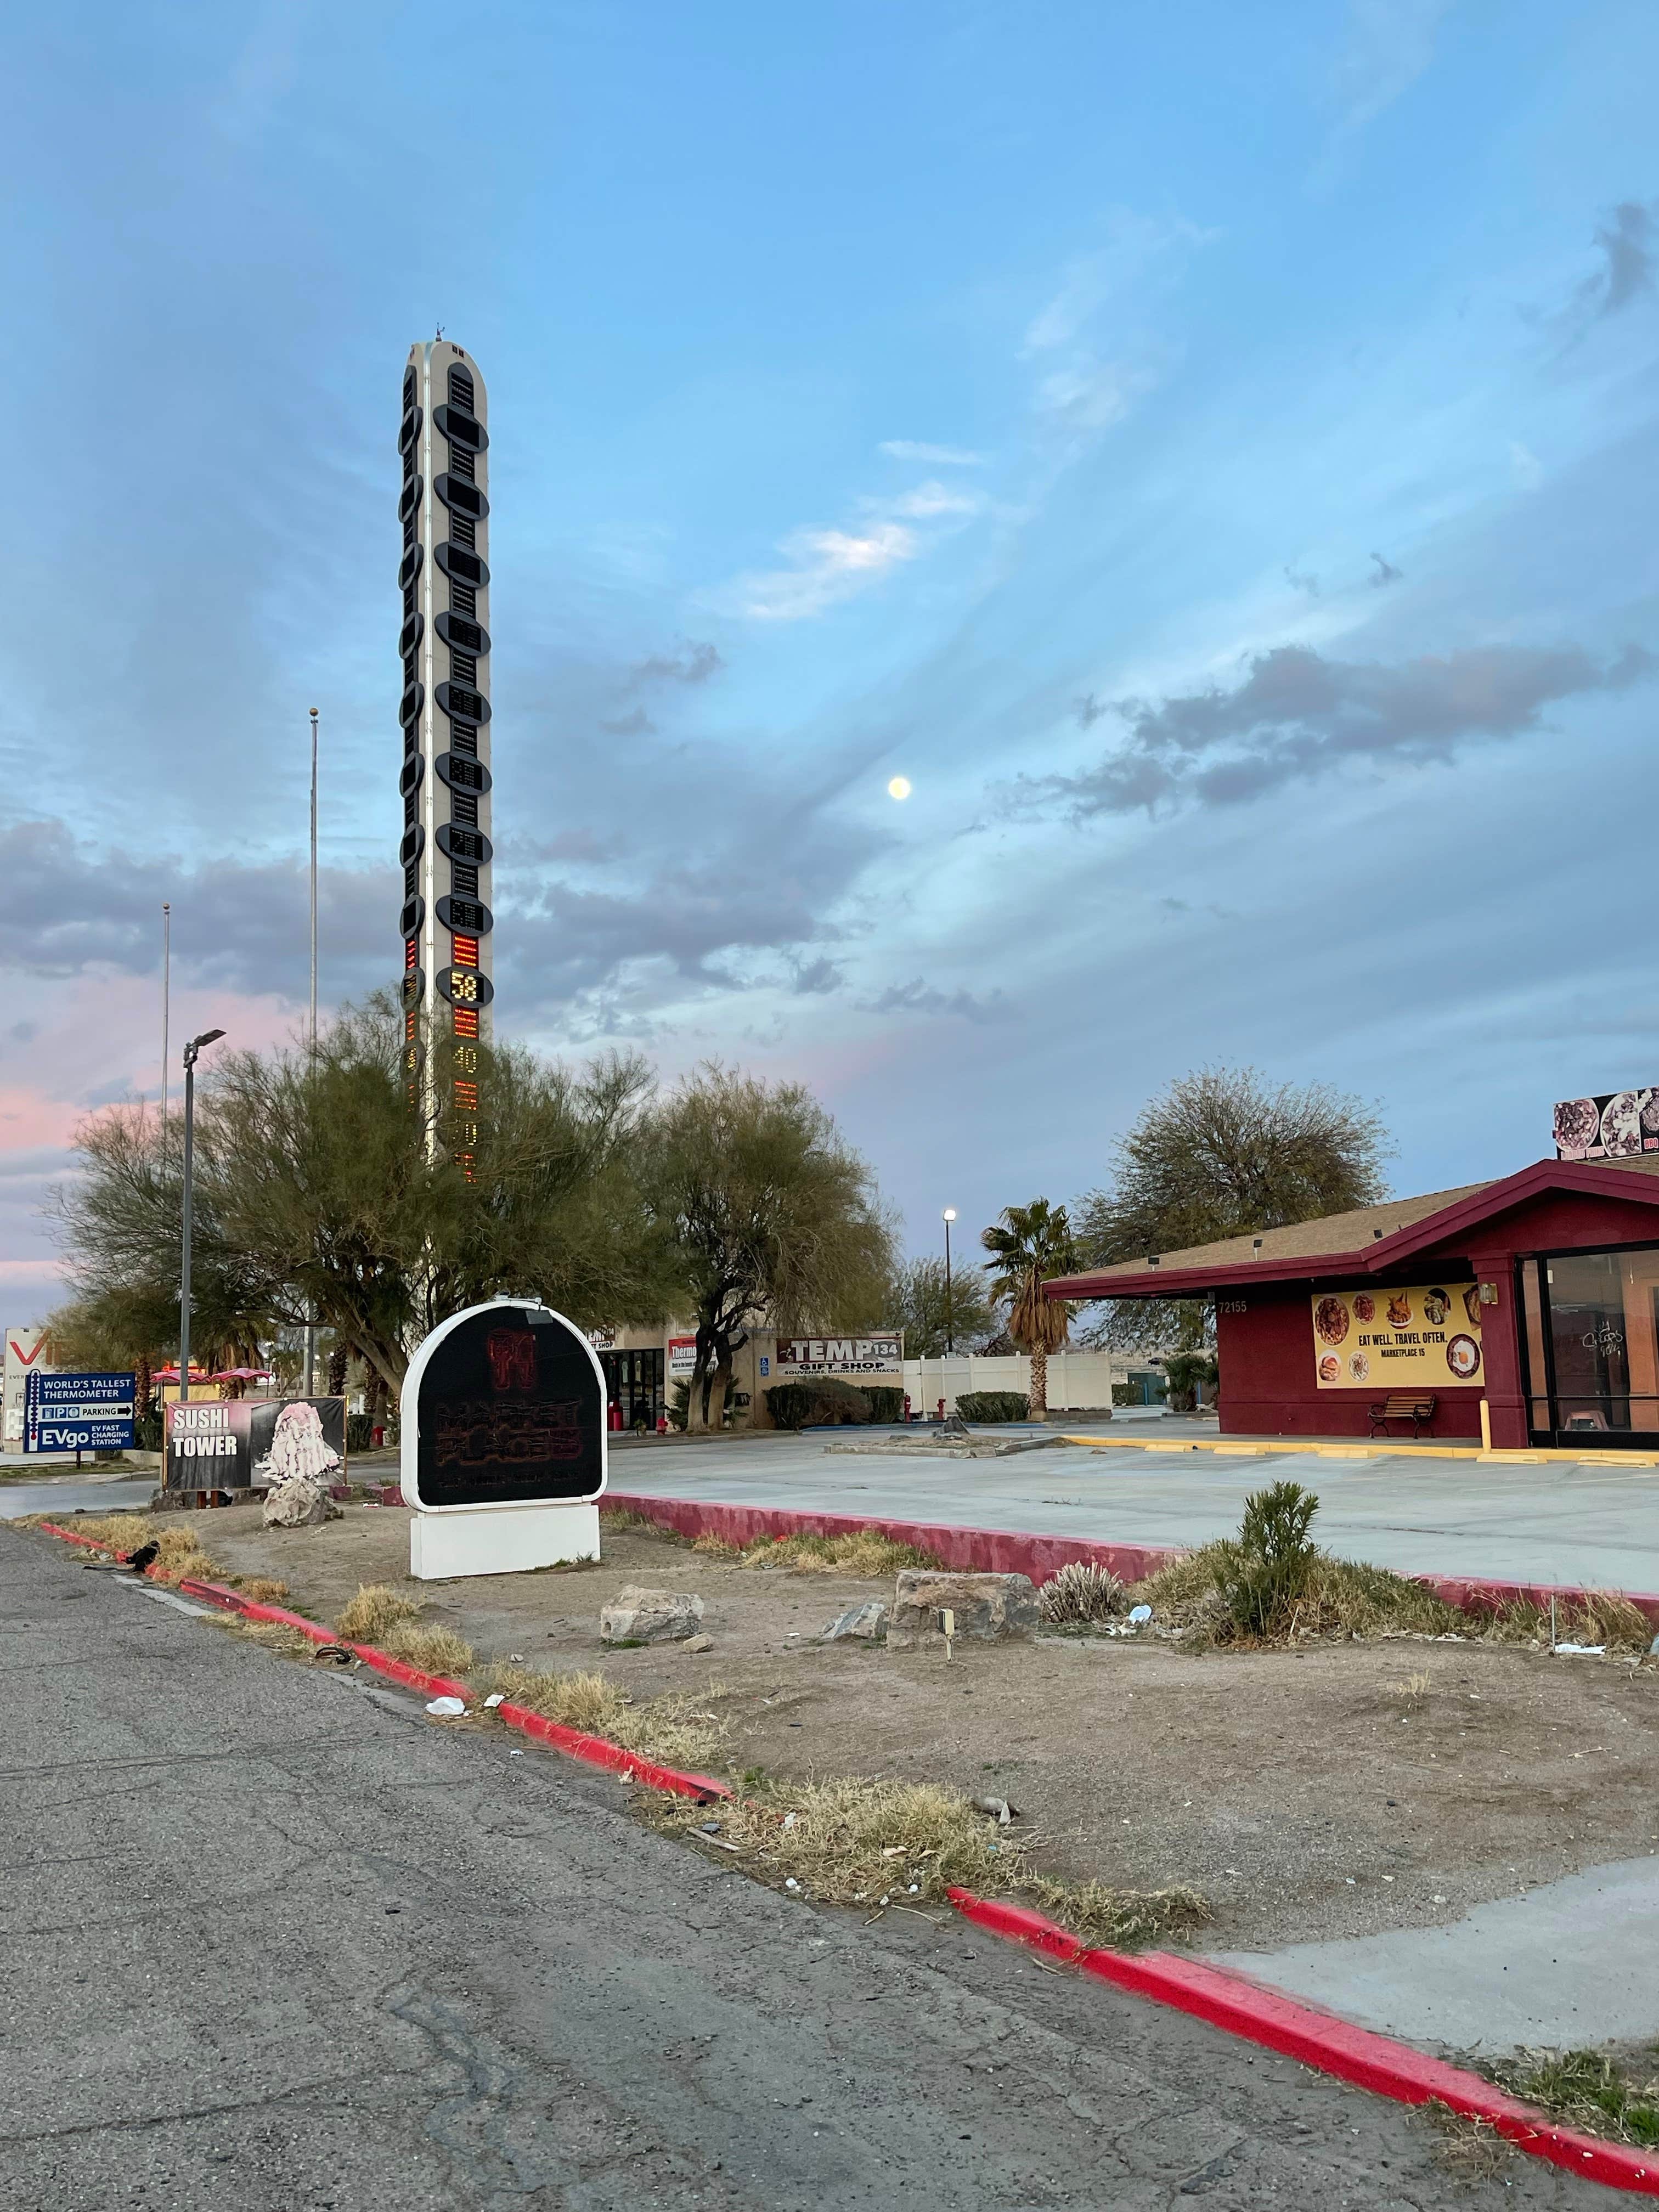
xmin=4 ymin=0 xmax=1658 ymax=1314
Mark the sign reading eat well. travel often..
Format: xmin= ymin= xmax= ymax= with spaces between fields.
xmin=1310 ymin=1285 xmax=1482 ymax=1391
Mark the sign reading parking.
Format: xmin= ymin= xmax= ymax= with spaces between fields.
xmin=25 ymin=1370 xmax=136 ymax=1454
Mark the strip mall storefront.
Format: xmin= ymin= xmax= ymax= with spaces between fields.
xmin=1046 ymin=1155 xmax=1659 ymax=1449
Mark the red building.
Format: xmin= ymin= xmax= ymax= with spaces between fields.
xmin=1046 ymin=1156 xmax=1659 ymax=1449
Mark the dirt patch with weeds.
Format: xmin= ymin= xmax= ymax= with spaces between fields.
xmin=30 ymin=1500 xmax=1659 ymax=1950
xmin=1476 ymin=2044 xmax=1659 ymax=2149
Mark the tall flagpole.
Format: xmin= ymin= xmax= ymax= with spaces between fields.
xmin=304 ymin=708 xmax=319 ymax=1399
xmin=160 ymin=903 xmax=171 ymax=1126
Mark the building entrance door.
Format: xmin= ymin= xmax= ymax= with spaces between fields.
xmin=600 ymin=1347 xmax=665 ymax=1434
xmin=1520 ymin=1246 xmax=1659 ymax=1446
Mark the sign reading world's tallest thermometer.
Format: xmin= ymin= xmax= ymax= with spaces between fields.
xmin=398 ymin=342 xmax=493 ymax=1173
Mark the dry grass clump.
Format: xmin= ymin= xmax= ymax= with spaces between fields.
xmin=659 ymin=1774 xmax=1020 ymax=1904
xmin=335 ymin=1582 xmax=424 ymax=1643
xmin=211 ymin=1616 xmax=321 ymax=1663
xmin=1481 ymin=2047 xmax=1659 ymax=2147
xmin=737 ymin=1529 xmax=943 ymax=1576
xmin=1039 ymin=1560 xmax=1126 ymax=1625
xmin=382 ymin=1622 xmax=475 ymax=1678
xmin=691 ymin=1531 xmax=742 ymax=1559
xmin=58 ymin=1513 xmax=221 ymax=1585
xmin=1023 ymin=1876 xmax=1212 ymax=1950
xmin=478 ymin=1661 xmax=730 ymax=1769
xmin=1420 ymin=2102 xmax=1517 ymax=2184
xmin=228 ymin=1576 xmax=291 ymax=1606
xmin=1469 ymin=1590 xmax=1654 ymax=1656
xmin=656 ymin=1774 xmax=1209 ymax=1949
xmin=1128 ymin=1543 xmax=1466 ymax=1645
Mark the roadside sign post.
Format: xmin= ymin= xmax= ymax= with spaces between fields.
xmin=24 ymin=1371 xmax=137 ymax=1459
xmin=401 ymin=1298 xmax=606 ymax=1581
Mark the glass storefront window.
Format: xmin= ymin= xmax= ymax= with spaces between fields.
xmin=1526 ymin=1243 xmax=1659 ymax=1440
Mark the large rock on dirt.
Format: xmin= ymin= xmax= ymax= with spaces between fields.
xmin=600 ymin=1585 xmax=706 ymax=1644
xmin=261 ymin=1474 xmax=342 ymax=1529
xmin=886 ymin=1570 xmax=1039 ymax=1651
xmin=820 ymin=1600 xmax=890 ymax=1643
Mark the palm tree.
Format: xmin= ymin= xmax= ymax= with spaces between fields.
xmin=981 ymin=1199 xmax=1076 ymax=1417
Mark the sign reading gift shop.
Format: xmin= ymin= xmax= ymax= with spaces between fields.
xmin=165 ymin=1397 xmax=347 ymax=1488
xmin=774 ymin=1333 xmax=902 ymax=1376
xmin=1311 ymin=1284 xmax=1482 ymax=1390
xmin=401 ymin=1300 xmax=606 ymax=1578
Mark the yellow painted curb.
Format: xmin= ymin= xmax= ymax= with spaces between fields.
xmin=1060 ymin=1432 xmax=1659 ymax=1469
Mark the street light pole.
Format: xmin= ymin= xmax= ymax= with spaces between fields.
xmin=177 ymin=1029 xmax=226 ymax=1406
xmin=942 ymin=1207 xmax=957 ymax=1356
xmin=303 ymin=706 xmax=319 ymax=1400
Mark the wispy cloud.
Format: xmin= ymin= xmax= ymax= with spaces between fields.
xmin=1019 ymin=215 xmax=1208 ymax=449
xmin=1368 ymin=551 xmax=1403 ymax=587
xmin=729 ymin=521 xmax=920 ymax=622
xmin=1327 ymin=0 xmax=1454 ymax=138
xmin=860 ymin=978 xmax=1010 ymax=1024
xmin=628 ymin=640 xmax=724 ymax=685
xmin=1031 ymin=640 xmax=1655 ymax=816
xmin=1558 ymin=201 xmax=1659 ymax=338
xmin=879 ymin=441 xmax=984 ymax=466
xmin=720 ymin=484 xmax=979 ymax=623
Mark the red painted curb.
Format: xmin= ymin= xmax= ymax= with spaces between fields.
xmin=495 ymin=1702 xmax=727 ymax=1802
xmin=29 ymin=1523 xmax=726 ymax=1804
xmin=602 ymin=1493 xmax=1179 ymax=1589
xmin=948 ymin=1892 xmax=1659 ymax=2197
xmin=601 ymin=1494 xmax=1659 ymax=1628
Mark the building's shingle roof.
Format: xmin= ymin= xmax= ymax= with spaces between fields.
xmin=1052 ymin=1153 xmax=1659 ymax=1290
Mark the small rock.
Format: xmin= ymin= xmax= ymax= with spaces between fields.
xmin=261 ymin=1474 xmax=342 ymax=1528
xmin=886 ymin=1571 xmax=1039 ymax=1651
xmin=681 ymin=1633 xmax=714 ymax=1654
xmin=599 ymin=1585 xmax=706 ymax=1645
xmin=820 ymin=1601 xmax=889 ymax=1644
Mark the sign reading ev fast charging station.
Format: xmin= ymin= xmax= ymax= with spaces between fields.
xmin=25 ymin=1370 xmax=136 ymax=1453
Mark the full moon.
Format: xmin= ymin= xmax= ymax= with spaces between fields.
xmin=887 ymin=776 xmax=912 ymax=800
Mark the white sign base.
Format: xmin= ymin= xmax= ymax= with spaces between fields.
xmin=409 ymin=1502 xmax=600 ymax=1582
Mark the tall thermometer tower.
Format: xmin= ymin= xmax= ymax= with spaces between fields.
xmin=398 ymin=341 xmax=493 ymax=1173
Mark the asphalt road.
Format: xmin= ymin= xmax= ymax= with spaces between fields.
xmin=0 ymin=1528 xmax=1582 ymax=2211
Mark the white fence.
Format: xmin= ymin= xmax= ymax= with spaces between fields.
xmin=901 ymin=1351 xmax=1160 ymax=1418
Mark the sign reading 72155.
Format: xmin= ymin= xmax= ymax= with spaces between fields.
xmin=25 ymin=1369 xmax=137 ymax=1454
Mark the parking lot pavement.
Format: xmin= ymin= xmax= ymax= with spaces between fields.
xmin=1210 ymin=1854 xmax=1659 ymax=2052
xmin=609 ymin=1428 xmax=1659 ymax=1593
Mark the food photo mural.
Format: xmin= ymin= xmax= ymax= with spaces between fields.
xmin=1553 ymin=1088 xmax=1659 ymax=1160
xmin=1311 ymin=1284 xmax=1482 ymax=1389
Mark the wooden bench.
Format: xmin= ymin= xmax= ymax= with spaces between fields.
xmin=1368 ymin=1393 xmax=1436 ymax=1439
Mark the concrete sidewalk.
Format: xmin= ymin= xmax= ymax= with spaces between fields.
xmin=607 ymin=1429 xmax=1659 ymax=1593
xmin=1210 ymin=1854 xmax=1659 ymax=2051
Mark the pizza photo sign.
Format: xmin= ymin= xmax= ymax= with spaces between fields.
xmin=1311 ymin=1284 xmax=1482 ymax=1390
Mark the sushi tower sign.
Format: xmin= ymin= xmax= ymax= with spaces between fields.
xmin=398 ymin=341 xmax=493 ymax=1173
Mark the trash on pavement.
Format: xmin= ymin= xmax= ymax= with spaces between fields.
xmin=1127 ymin=1604 xmax=1153 ymax=1625
xmin=425 ymin=1695 xmax=467 ymax=1717
xmin=313 ymin=1643 xmax=354 ymax=1667
xmin=124 ymin=1542 xmax=160 ymax=1575
xmin=1552 ymin=1641 xmax=1606 ymax=1656
xmin=483 ymin=1691 xmax=505 ymax=1707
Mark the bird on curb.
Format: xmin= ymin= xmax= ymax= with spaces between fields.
xmin=125 ymin=1542 xmax=160 ymax=1575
